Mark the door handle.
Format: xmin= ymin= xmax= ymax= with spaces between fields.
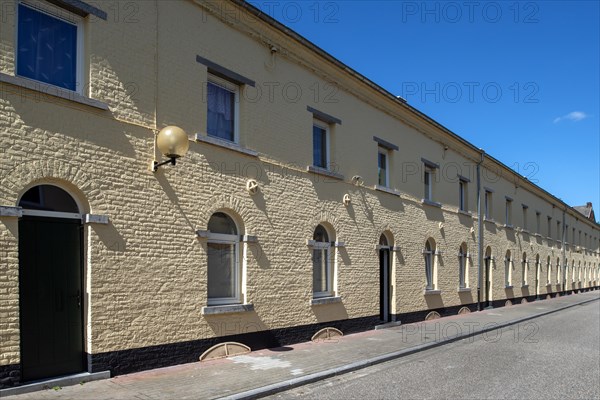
xmin=73 ymin=290 xmax=81 ymax=308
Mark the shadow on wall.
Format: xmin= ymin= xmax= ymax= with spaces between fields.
xmin=458 ymin=212 xmax=472 ymax=228
xmin=94 ymin=222 xmax=126 ymax=253
xmin=205 ymin=310 xmax=268 ymax=338
xmin=423 ymin=205 xmax=444 ymax=222
xmin=154 ymin=172 xmax=196 ymax=232
xmin=424 ymin=292 xmax=444 ymax=309
xmin=505 ymin=286 xmax=515 ymax=299
xmin=248 ymin=241 xmax=270 ymax=270
xmin=505 ymin=228 xmax=516 ymax=243
xmin=485 ymin=221 xmax=497 ymax=234
xmin=458 ymin=290 xmax=474 ymax=305
xmin=311 ymin=302 xmax=349 ymax=323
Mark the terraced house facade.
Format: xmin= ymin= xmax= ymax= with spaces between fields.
xmin=0 ymin=0 xmax=599 ymax=388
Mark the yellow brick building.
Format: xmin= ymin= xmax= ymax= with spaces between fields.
xmin=0 ymin=0 xmax=598 ymax=387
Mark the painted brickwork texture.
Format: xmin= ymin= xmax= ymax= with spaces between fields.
xmin=0 ymin=0 xmax=599 ymax=373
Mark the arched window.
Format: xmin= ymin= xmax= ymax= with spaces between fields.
xmin=19 ymin=184 xmax=79 ymax=213
xmin=505 ymin=250 xmax=512 ymax=287
xmin=458 ymin=243 xmax=468 ymax=289
xmin=207 ymin=212 xmax=240 ymax=305
xmin=547 ymin=256 xmax=551 ymax=285
xmin=424 ymin=239 xmax=436 ymax=290
xmin=312 ymin=224 xmax=333 ymax=298
xmin=556 ymin=257 xmax=561 ymax=284
xmin=522 ymin=252 xmax=528 ymax=286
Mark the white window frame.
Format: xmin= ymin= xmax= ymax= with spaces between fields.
xmin=16 ymin=0 xmax=85 ymax=95
xmin=377 ymin=146 xmax=389 ymax=187
xmin=458 ymin=246 xmax=468 ymax=289
xmin=207 ymin=74 xmax=240 ymax=144
xmin=424 ymin=168 xmax=434 ymax=201
xmin=522 ymin=255 xmax=528 ymax=286
xmin=423 ymin=242 xmax=436 ymax=291
xmin=207 ymin=231 xmax=241 ymax=306
xmin=505 ymin=253 xmax=512 ymax=287
xmin=312 ymin=242 xmax=333 ymax=298
xmin=312 ymin=119 xmax=330 ymax=170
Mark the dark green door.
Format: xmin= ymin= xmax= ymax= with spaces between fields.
xmin=19 ymin=216 xmax=84 ymax=382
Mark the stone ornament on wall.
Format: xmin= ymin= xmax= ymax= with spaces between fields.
xmin=246 ymin=179 xmax=259 ymax=195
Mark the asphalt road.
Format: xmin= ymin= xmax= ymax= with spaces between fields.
xmin=267 ymin=300 xmax=600 ymax=400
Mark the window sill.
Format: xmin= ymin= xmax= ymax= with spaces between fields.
xmin=521 ymin=229 xmax=530 ymax=235
xmin=424 ymin=289 xmax=441 ymax=295
xmin=0 ymin=73 xmax=110 ymax=110
xmin=201 ymin=303 xmax=254 ymax=315
xmin=195 ymin=134 xmax=258 ymax=157
xmin=505 ymin=285 xmax=514 ymax=289
xmin=457 ymin=287 xmax=471 ymax=293
xmin=484 ymin=218 xmax=496 ymax=224
xmin=458 ymin=210 xmax=472 ymax=217
xmin=421 ymin=199 xmax=442 ymax=208
xmin=521 ymin=285 xmax=529 ymax=289
xmin=310 ymin=296 xmax=342 ymax=306
xmin=503 ymin=224 xmax=514 ymax=230
xmin=374 ymin=185 xmax=400 ymax=196
xmin=306 ymin=165 xmax=344 ymax=180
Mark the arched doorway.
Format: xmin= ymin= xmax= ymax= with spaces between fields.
xmin=378 ymin=233 xmax=392 ymax=322
xmin=18 ymin=185 xmax=84 ymax=381
xmin=484 ymin=247 xmax=492 ymax=308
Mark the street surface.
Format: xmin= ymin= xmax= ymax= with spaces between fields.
xmin=269 ymin=300 xmax=600 ymax=399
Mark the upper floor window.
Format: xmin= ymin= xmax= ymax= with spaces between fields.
xmin=17 ymin=2 xmax=82 ymax=92
xmin=505 ymin=198 xmax=513 ymax=226
xmin=535 ymin=212 xmax=541 ymax=234
xmin=484 ymin=190 xmax=493 ymax=219
xmin=522 ymin=205 xmax=528 ymax=230
xmin=312 ymin=120 xmax=329 ymax=169
xmin=458 ymin=178 xmax=468 ymax=212
xmin=378 ymin=147 xmax=389 ymax=187
xmin=556 ymin=221 xmax=561 ymax=241
xmin=207 ymin=75 xmax=239 ymax=142
xmin=547 ymin=216 xmax=552 ymax=238
xmin=207 ymin=212 xmax=241 ymax=305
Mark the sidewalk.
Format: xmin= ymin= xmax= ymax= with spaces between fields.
xmin=4 ymin=290 xmax=599 ymax=400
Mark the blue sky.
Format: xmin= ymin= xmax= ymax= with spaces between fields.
xmin=254 ymin=0 xmax=599 ymax=210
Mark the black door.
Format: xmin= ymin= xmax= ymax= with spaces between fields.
xmin=379 ymin=249 xmax=390 ymax=322
xmin=484 ymin=259 xmax=491 ymax=308
xmin=19 ymin=216 xmax=84 ymax=382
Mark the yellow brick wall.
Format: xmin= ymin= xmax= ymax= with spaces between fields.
xmin=0 ymin=0 xmax=599 ymax=367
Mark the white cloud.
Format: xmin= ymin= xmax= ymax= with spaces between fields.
xmin=553 ymin=111 xmax=589 ymax=123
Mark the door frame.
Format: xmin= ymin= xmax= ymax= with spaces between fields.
xmin=379 ymin=247 xmax=391 ymax=322
xmin=17 ymin=185 xmax=87 ymax=382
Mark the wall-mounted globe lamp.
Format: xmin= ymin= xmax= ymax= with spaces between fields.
xmin=151 ymin=126 xmax=189 ymax=172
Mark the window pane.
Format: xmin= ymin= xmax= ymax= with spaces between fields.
xmin=208 ymin=212 xmax=237 ymax=235
xmin=378 ymin=152 xmax=387 ymax=186
xmin=313 ymin=248 xmax=329 ymax=293
xmin=313 ymin=125 xmax=327 ymax=168
xmin=207 ymin=243 xmax=236 ymax=299
xmin=425 ymin=253 xmax=432 ymax=289
xmin=424 ymin=171 xmax=430 ymax=200
xmin=17 ymin=4 xmax=77 ymax=91
xmin=207 ymin=82 xmax=235 ymax=141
